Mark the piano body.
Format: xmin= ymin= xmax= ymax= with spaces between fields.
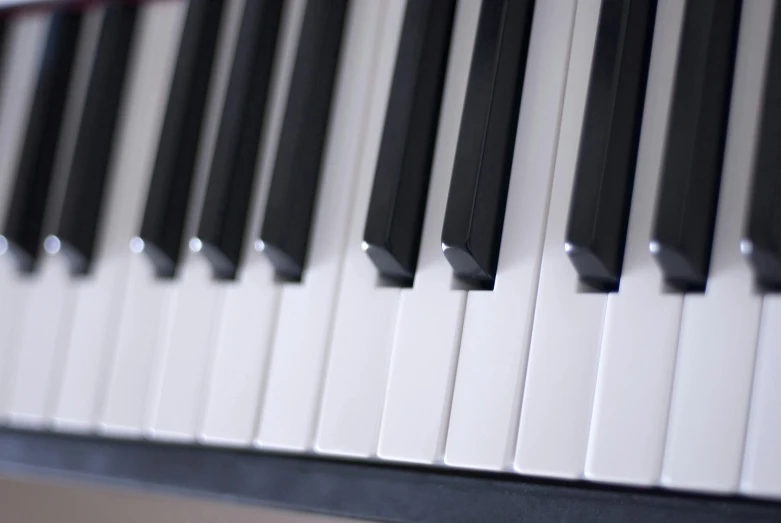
xmin=0 ymin=0 xmax=779 ymax=521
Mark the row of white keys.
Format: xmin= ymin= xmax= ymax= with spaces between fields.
xmin=146 ymin=0 xmax=245 ymax=442
xmin=256 ymin=0 xmax=387 ymax=451
xmin=198 ymin=0 xmax=306 ymax=447
xmin=3 ymin=8 xmax=103 ymax=427
xmin=0 ymin=12 xmax=49 ymax=413
xmin=313 ymin=0 xmax=407 ymax=458
xmin=513 ymin=0 xmax=606 ymax=479
xmin=99 ymin=1 xmax=188 ymax=437
xmin=660 ymin=0 xmax=768 ymax=494
xmin=375 ymin=0 xmax=478 ymax=465
xmin=444 ymin=0 xmax=578 ymax=471
xmin=51 ymin=2 xmax=181 ymax=432
xmin=584 ymin=0 xmax=685 ymax=486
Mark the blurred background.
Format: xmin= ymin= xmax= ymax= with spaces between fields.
xmin=0 ymin=477 xmax=365 ymax=523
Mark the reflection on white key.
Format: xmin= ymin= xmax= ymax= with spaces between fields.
xmin=444 ymin=0 xmax=577 ymax=472
xmin=661 ymin=0 xmax=768 ymax=493
xmin=314 ymin=0 xmax=406 ymax=458
xmin=197 ymin=4 xmax=307 ymax=449
xmin=52 ymin=2 xmax=183 ymax=432
xmin=4 ymin=8 xmax=104 ymax=427
xmin=742 ymin=296 xmax=781 ymax=499
xmin=584 ymin=0 xmax=684 ymax=486
xmin=513 ymin=0 xmax=606 ymax=480
xmin=0 ymin=13 xmax=49 ymax=414
xmin=147 ymin=0 xmax=243 ymax=442
xmin=375 ymin=0 xmax=477 ymax=465
xmin=256 ymin=0 xmax=386 ymax=451
xmin=99 ymin=1 xmax=187 ymax=438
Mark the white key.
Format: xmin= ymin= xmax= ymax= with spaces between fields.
xmin=444 ymin=0 xmax=578 ymax=472
xmin=513 ymin=0 xmax=607 ymax=479
xmin=198 ymin=0 xmax=306 ymax=447
xmin=99 ymin=1 xmax=188 ymax=438
xmin=256 ymin=0 xmax=387 ymax=451
xmin=198 ymin=266 xmax=279 ymax=446
xmin=661 ymin=0 xmax=768 ymax=494
xmin=147 ymin=258 xmax=224 ymax=440
xmin=374 ymin=0 xmax=478 ymax=465
xmin=4 ymin=8 xmax=104 ymax=427
xmin=51 ymin=2 xmax=184 ymax=432
xmin=741 ymin=296 xmax=781 ymax=499
xmin=146 ymin=0 xmax=244 ymax=442
xmin=0 ymin=13 xmax=50 ymax=412
xmin=313 ymin=0 xmax=406 ymax=458
xmin=4 ymin=262 xmax=72 ymax=427
xmin=583 ymin=0 xmax=685 ymax=486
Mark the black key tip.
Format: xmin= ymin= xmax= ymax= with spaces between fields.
xmin=256 ymin=238 xmax=303 ymax=282
xmin=0 ymin=234 xmax=35 ymax=273
xmin=564 ymin=242 xmax=620 ymax=292
xmin=362 ymin=241 xmax=414 ymax=287
xmin=190 ymin=237 xmax=238 ymax=281
xmin=741 ymin=238 xmax=781 ymax=291
xmin=42 ymin=234 xmax=90 ymax=275
xmin=649 ymin=240 xmax=706 ymax=292
xmin=130 ymin=236 xmax=176 ymax=279
xmin=441 ymin=242 xmax=494 ymax=289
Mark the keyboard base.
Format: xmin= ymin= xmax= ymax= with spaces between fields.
xmin=0 ymin=428 xmax=779 ymax=522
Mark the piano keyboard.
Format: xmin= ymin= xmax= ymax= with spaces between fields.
xmin=0 ymin=0 xmax=779 ymax=511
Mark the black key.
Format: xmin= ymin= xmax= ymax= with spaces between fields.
xmin=0 ymin=17 xmax=10 ymax=88
xmin=361 ymin=0 xmax=456 ymax=286
xmin=0 ymin=17 xmax=8 ymax=72
xmin=440 ymin=0 xmax=535 ymax=287
xmin=649 ymin=0 xmax=741 ymax=292
xmin=55 ymin=4 xmax=138 ymax=275
xmin=258 ymin=0 xmax=348 ymax=281
xmin=260 ymin=0 xmax=347 ymax=281
xmin=196 ymin=0 xmax=284 ymax=281
xmin=564 ymin=0 xmax=657 ymax=292
xmin=137 ymin=0 xmax=226 ymax=278
xmin=743 ymin=2 xmax=781 ymax=290
xmin=1 ymin=11 xmax=82 ymax=272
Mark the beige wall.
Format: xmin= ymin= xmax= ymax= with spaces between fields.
xmin=0 ymin=475 xmax=367 ymax=523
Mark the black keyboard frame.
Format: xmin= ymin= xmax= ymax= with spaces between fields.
xmin=0 ymin=427 xmax=779 ymax=522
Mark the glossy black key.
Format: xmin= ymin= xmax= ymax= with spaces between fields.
xmin=137 ymin=0 xmax=225 ymax=278
xmin=55 ymin=4 xmax=138 ymax=275
xmin=0 ymin=18 xmax=7 ymax=72
xmin=362 ymin=0 xmax=456 ymax=286
xmin=258 ymin=0 xmax=348 ymax=281
xmin=743 ymin=1 xmax=781 ymax=290
xmin=564 ymin=0 xmax=657 ymax=292
xmin=196 ymin=0 xmax=284 ymax=280
xmin=440 ymin=0 xmax=535 ymax=287
xmin=1 ymin=11 xmax=81 ymax=272
xmin=650 ymin=0 xmax=741 ymax=292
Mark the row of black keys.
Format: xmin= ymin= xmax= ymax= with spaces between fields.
xmin=0 ymin=0 xmax=779 ymax=292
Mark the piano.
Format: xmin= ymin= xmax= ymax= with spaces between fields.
xmin=0 ymin=0 xmax=779 ymax=521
